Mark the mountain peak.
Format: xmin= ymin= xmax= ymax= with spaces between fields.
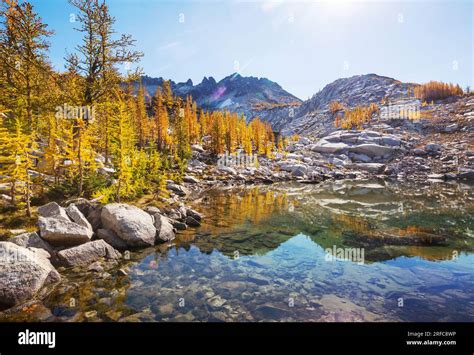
xmin=138 ymin=72 xmax=301 ymax=123
xmin=201 ymin=76 xmax=216 ymax=86
xmin=282 ymin=72 xmax=419 ymax=136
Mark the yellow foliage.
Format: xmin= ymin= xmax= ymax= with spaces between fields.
xmin=414 ymin=81 xmax=463 ymax=102
xmin=329 ymin=101 xmax=344 ymax=114
xmin=339 ymin=104 xmax=379 ymax=130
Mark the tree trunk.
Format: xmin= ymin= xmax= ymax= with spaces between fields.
xmin=77 ymin=123 xmax=83 ymax=196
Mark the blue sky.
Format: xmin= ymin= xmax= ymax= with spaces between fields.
xmin=31 ymin=0 xmax=472 ymax=100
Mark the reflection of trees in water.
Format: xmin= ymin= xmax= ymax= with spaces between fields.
xmin=199 ymin=187 xmax=291 ymax=229
xmin=187 ymin=187 xmax=298 ymax=257
xmin=186 ymin=181 xmax=474 ymax=262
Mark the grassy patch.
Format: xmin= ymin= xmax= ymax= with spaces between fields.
xmin=0 ymin=203 xmax=37 ymax=240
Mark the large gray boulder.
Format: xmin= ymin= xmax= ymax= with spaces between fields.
xmin=349 ymin=144 xmax=395 ymax=158
xmin=338 ymin=133 xmax=360 ymax=144
xmin=154 ymin=215 xmax=176 ymax=243
xmin=298 ymin=136 xmax=312 ymax=145
xmin=349 ymin=152 xmax=372 ymax=163
xmin=66 ymin=198 xmax=95 ymax=217
xmin=311 ymin=141 xmax=349 ymax=154
xmin=101 ymin=204 xmax=156 ymax=247
xmin=9 ymin=232 xmax=59 ymax=265
xmin=96 ymin=229 xmax=128 ymax=251
xmin=66 ymin=205 xmax=93 ymax=232
xmin=38 ymin=217 xmax=93 ymax=247
xmin=0 ymin=242 xmax=60 ymax=308
xmin=38 ymin=217 xmax=94 ymax=246
xmin=37 ymin=202 xmax=70 ymax=221
xmin=86 ymin=205 xmax=103 ymax=231
xmin=183 ymin=175 xmax=199 ymax=184
xmin=57 ymin=240 xmax=121 ymax=267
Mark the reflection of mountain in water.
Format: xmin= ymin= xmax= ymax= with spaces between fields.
xmin=185 ymin=181 xmax=474 ymax=262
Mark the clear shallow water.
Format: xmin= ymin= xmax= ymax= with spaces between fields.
xmin=1 ymin=180 xmax=473 ymax=322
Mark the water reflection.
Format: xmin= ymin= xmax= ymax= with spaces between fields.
xmin=188 ymin=180 xmax=474 ymax=262
xmin=1 ymin=180 xmax=473 ymax=322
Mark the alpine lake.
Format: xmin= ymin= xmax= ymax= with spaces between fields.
xmin=2 ymin=179 xmax=473 ymax=322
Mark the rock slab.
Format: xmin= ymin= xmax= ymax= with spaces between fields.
xmin=101 ymin=204 xmax=156 ymax=247
xmin=0 ymin=242 xmax=60 ymax=307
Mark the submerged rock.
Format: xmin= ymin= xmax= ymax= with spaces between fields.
xmin=0 ymin=242 xmax=60 ymax=308
xmin=256 ymin=304 xmax=290 ymax=319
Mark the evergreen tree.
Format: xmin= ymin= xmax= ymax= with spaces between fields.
xmin=110 ymin=93 xmax=136 ymax=201
xmin=0 ymin=0 xmax=53 ymax=129
xmin=162 ymin=80 xmax=173 ymax=109
xmin=172 ymin=97 xmax=191 ymax=159
xmin=153 ymin=87 xmax=170 ymax=151
xmin=134 ymin=81 xmax=147 ymax=148
xmin=0 ymin=116 xmax=36 ymax=216
xmin=66 ymin=0 xmax=143 ymax=106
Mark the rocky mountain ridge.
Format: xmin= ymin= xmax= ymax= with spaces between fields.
xmin=139 ymin=73 xmax=302 ymax=123
xmin=139 ymin=73 xmax=422 ymax=133
xmin=278 ymin=74 xmax=419 ymax=136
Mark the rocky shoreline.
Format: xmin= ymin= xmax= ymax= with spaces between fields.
xmin=181 ymin=127 xmax=473 ymax=195
xmin=0 ymin=198 xmax=203 ymax=310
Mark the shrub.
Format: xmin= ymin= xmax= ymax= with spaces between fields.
xmin=329 ymin=101 xmax=344 ymax=114
xmin=338 ymin=104 xmax=379 ymax=130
